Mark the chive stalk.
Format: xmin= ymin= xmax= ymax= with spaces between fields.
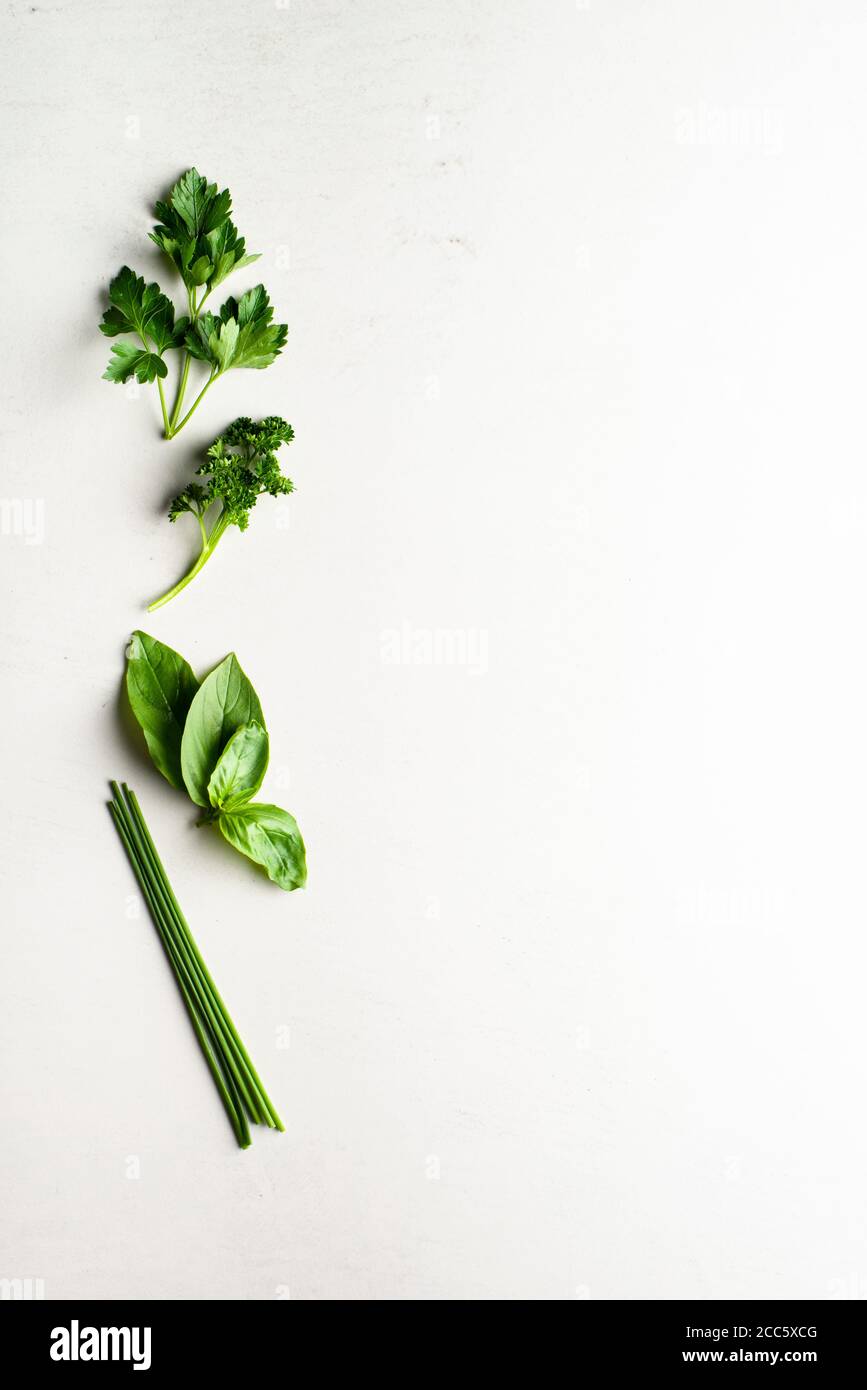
xmin=108 ymin=781 xmax=282 ymax=1147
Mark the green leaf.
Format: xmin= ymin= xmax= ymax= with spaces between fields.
xmin=210 ymin=316 xmax=239 ymax=371
xmin=103 ymin=343 xmax=167 ymax=384
xmin=203 ymin=219 xmax=261 ymax=291
xmin=238 ymin=284 xmax=268 ymax=324
xmin=231 ymin=253 xmax=261 ymax=275
xmin=170 ymin=314 xmax=191 ymax=347
xmin=168 ymin=168 xmax=231 ymax=239
xmin=125 ymin=631 xmax=199 ymax=788
xmin=181 ymin=653 xmax=264 ymax=806
xmin=189 ymin=255 xmax=212 ymax=286
xmin=150 ymin=170 xmax=234 ymax=291
xmin=207 ymin=721 xmax=269 ymax=811
xmin=219 ymin=803 xmax=307 ymax=890
xmin=100 ymin=265 xmax=180 ymax=354
xmin=184 ymin=285 xmax=287 ymax=372
xmin=149 ymin=224 xmax=195 ymax=275
xmin=230 ymin=285 xmax=288 ymax=368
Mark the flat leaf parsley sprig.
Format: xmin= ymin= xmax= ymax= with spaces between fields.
xmin=147 ymin=416 xmax=295 ymax=611
xmin=100 ymin=169 xmax=288 ymax=439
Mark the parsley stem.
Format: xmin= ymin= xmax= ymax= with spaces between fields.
xmin=168 ymin=353 xmax=192 ymax=433
xmin=145 ymin=546 xmax=213 ymax=611
xmin=136 ymin=329 xmax=172 ymax=437
xmin=156 ymin=378 xmax=171 ymax=436
xmin=171 ymin=373 xmax=218 ymax=437
xmin=146 ymin=510 xmax=230 ymax=612
xmin=166 ymin=285 xmax=211 ymax=436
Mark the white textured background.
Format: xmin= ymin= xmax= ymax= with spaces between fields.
xmin=3 ymin=0 xmax=867 ymax=1302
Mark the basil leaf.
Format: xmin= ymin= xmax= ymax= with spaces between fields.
xmin=181 ymin=653 xmax=264 ymax=806
xmin=218 ymin=803 xmax=307 ymax=891
xmin=125 ymin=630 xmax=199 ymax=789
xmin=207 ymin=721 xmax=269 ymax=811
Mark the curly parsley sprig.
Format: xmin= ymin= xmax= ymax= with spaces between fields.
xmin=147 ymin=417 xmax=295 ymax=611
xmin=100 ymin=169 xmax=288 ymax=439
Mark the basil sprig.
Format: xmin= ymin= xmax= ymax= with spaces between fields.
xmin=125 ymin=631 xmax=306 ymax=891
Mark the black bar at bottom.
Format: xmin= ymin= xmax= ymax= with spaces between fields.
xmin=0 ymin=1297 xmax=863 ymax=1371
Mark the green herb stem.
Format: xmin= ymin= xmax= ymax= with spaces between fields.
xmin=146 ymin=510 xmax=230 ymax=612
xmin=108 ymin=781 xmax=282 ymax=1146
xmin=122 ymin=796 xmax=265 ymax=1125
xmin=166 ymin=285 xmax=210 ymax=435
xmin=170 ymin=373 xmax=218 ymax=438
xmin=124 ymin=785 xmax=283 ymax=1131
xmin=113 ymin=801 xmax=251 ymax=1146
xmin=121 ymin=784 xmax=272 ymax=1126
xmin=168 ymin=352 xmax=192 ymax=434
xmin=109 ymin=791 xmax=251 ymax=1146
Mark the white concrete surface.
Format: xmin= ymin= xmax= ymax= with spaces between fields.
xmin=3 ymin=0 xmax=867 ymax=1301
